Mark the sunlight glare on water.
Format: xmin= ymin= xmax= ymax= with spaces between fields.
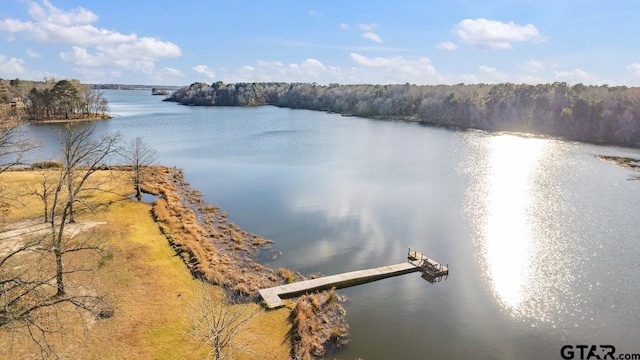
xmin=469 ymin=134 xmax=573 ymax=323
xmin=485 ymin=135 xmax=545 ymax=311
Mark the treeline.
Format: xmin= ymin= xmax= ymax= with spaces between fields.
xmin=1 ymin=78 xmax=108 ymax=120
xmin=166 ymin=81 xmax=640 ymax=147
xmin=0 ymin=78 xmax=37 ymax=104
xmin=26 ymin=78 xmax=108 ymax=120
xmin=89 ymin=84 xmax=181 ymax=91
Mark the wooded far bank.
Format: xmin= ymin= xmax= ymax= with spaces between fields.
xmin=1 ymin=78 xmax=108 ymax=121
xmin=166 ymin=81 xmax=640 ymax=147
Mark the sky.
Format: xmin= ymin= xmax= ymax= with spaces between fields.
xmin=1 ymin=0 xmax=640 ymax=86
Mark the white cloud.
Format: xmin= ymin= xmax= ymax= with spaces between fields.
xmin=455 ymin=18 xmax=544 ymax=50
xmin=130 ymin=60 xmax=155 ymax=74
xmin=230 ymin=59 xmax=338 ymax=82
xmin=99 ymin=37 xmax=181 ymax=61
xmin=339 ymin=23 xmax=349 ymax=30
xmin=251 ymin=60 xmax=288 ymax=79
xmin=0 ymin=1 xmax=181 ymax=75
xmin=219 ymin=58 xmax=346 ymax=84
xmin=308 ymin=10 xmax=322 ymax=17
xmin=220 ymin=54 xmax=447 ymax=85
xmin=193 ymin=65 xmax=216 ymax=79
xmin=161 ymin=67 xmax=183 ymax=77
xmin=357 ymin=23 xmax=378 ymax=31
xmin=517 ymin=74 xmax=545 ymax=84
xmin=28 ymin=0 xmax=97 ymax=26
xmin=59 ymin=45 xmax=161 ymax=76
xmin=553 ymin=68 xmax=596 ymax=83
xmin=627 ymin=63 xmax=640 ymax=77
xmin=478 ymin=65 xmax=508 ymax=83
xmin=349 ymin=53 xmax=441 ymax=83
xmin=299 ymin=58 xmax=326 ymax=72
xmin=0 ymin=54 xmax=26 ymax=75
xmin=459 ymin=74 xmax=479 ymax=84
xmin=289 ymin=58 xmax=328 ymax=78
xmin=362 ymin=32 xmax=383 ymax=43
xmin=436 ymin=41 xmax=458 ymax=51
xmin=26 ymin=49 xmax=41 ymax=58
xmin=60 ymin=46 xmax=103 ymax=66
xmin=522 ymin=59 xmax=545 ymax=73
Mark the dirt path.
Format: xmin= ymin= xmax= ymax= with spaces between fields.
xmin=0 ymin=219 xmax=107 ymax=256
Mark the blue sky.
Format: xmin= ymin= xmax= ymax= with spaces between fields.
xmin=1 ymin=0 xmax=639 ymax=86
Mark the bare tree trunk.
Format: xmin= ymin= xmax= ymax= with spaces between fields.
xmin=119 ymin=137 xmax=156 ymax=201
xmin=215 ymin=337 xmax=222 ymax=360
xmin=67 ymin=174 xmax=75 ymax=223
xmin=67 ymin=199 xmax=75 ymax=223
xmin=54 ymin=247 xmax=65 ymax=296
xmin=53 ymin=200 xmax=69 ymax=297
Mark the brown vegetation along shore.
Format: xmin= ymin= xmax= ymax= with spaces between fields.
xmin=142 ymin=166 xmax=293 ymax=295
xmin=1 ymin=165 xmax=349 ymax=359
xmin=597 ymin=155 xmax=640 ymax=180
xmin=0 ymin=169 xmax=291 ymax=359
xmin=0 ymin=165 xmax=349 ymax=358
xmin=143 ymin=166 xmax=350 ymax=358
xmin=28 ymin=113 xmax=113 ymax=123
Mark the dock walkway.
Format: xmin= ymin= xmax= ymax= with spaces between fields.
xmin=259 ymin=247 xmax=449 ymax=308
xmin=259 ymin=262 xmax=420 ymax=308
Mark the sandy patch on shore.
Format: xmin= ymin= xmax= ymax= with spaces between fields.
xmin=0 ymin=220 xmax=106 ymax=256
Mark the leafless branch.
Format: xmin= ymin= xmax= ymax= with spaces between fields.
xmin=1 ymin=123 xmax=119 ymax=357
xmin=188 ymin=282 xmax=259 ymax=360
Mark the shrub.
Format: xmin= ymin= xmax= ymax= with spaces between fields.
xmin=278 ymin=268 xmax=295 ymax=284
xmin=325 ymin=287 xmax=336 ymax=304
xmin=31 ymin=161 xmax=63 ymax=169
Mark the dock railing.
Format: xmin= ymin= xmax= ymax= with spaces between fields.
xmin=407 ymin=247 xmax=449 ymax=278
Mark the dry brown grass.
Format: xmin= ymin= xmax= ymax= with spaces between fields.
xmin=142 ymin=166 xmax=351 ymax=359
xmin=290 ymin=290 xmax=349 ymax=360
xmin=144 ymin=166 xmax=298 ymax=297
xmin=0 ymin=169 xmax=291 ymax=359
xmin=278 ymin=268 xmax=296 ymax=284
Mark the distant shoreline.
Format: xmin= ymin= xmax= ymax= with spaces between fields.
xmin=28 ymin=114 xmax=112 ymax=124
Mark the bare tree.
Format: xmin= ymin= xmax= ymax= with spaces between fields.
xmin=188 ymin=283 xmax=258 ymax=360
xmin=1 ymin=123 xmax=119 ymax=357
xmin=1 ymin=227 xmax=109 ymax=357
xmin=26 ymin=167 xmax=58 ymax=223
xmin=51 ymin=123 xmax=120 ymax=294
xmin=120 ymin=137 xmax=157 ymax=200
xmin=0 ymin=108 xmax=31 ymax=174
xmin=1 ymin=106 xmax=33 ymax=216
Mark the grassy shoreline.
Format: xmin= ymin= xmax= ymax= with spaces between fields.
xmin=0 ymin=168 xmax=291 ymax=359
xmin=1 ymin=166 xmax=348 ymax=359
xmin=142 ymin=166 xmax=349 ymax=359
xmin=28 ymin=114 xmax=113 ymax=124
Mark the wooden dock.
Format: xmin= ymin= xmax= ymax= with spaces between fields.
xmin=408 ymin=247 xmax=449 ymax=278
xmin=259 ymin=248 xmax=448 ymax=308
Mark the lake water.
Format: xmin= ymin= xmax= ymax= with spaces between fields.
xmin=24 ymin=90 xmax=640 ymax=359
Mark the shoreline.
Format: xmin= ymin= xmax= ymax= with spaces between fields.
xmin=164 ymin=99 xmax=640 ymax=150
xmin=142 ymin=166 xmax=349 ymax=358
xmin=597 ymin=155 xmax=640 ymax=180
xmin=28 ymin=114 xmax=113 ymax=124
xmin=0 ymin=166 xmax=347 ymax=358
